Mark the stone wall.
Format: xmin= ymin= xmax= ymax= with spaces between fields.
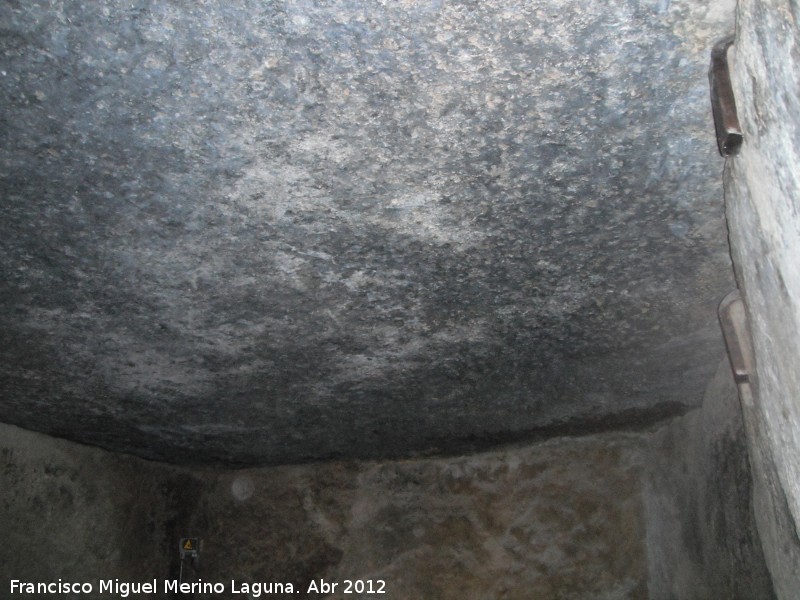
xmin=189 ymin=434 xmax=648 ymax=599
xmin=724 ymin=0 xmax=800 ymax=596
xmin=642 ymin=359 xmax=774 ymax=599
xmin=1 ymin=375 xmax=778 ymax=599
xmin=0 ymin=423 xmax=182 ymax=598
xmin=2 ymin=422 xmax=651 ymax=599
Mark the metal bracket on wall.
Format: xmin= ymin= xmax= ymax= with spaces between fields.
xmin=719 ymin=290 xmax=754 ymax=384
xmin=709 ymin=35 xmax=743 ymax=156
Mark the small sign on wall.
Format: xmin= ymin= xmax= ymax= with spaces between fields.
xmin=179 ymin=538 xmax=200 ymax=560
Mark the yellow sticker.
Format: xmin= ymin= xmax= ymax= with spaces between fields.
xmin=183 ymin=539 xmax=193 ymax=550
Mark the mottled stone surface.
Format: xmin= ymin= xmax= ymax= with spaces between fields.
xmin=1 ymin=421 xmax=648 ymax=599
xmin=0 ymin=423 xmax=181 ymax=596
xmin=2 ymin=416 xmax=774 ymax=598
xmin=643 ymin=359 xmax=774 ymax=599
xmin=168 ymin=433 xmax=649 ymax=599
xmin=725 ymin=0 xmax=800 ymax=595
xmin=1 ymin=0 xmax=735 ymax=464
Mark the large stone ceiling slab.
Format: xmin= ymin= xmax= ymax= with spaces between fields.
xmin=0 ymin=0 xmax=735 ymax=464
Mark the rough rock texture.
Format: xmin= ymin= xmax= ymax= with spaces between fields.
xmin=193 ymin=434 xmax=647 ymax=600
xmin=736 ymin=378 xmax=800 ymax=599
xmin=0 ymin=0 xmax=736 ymax=464
xmin=725 ymin=0 xmax=800 ymax=594
xmin=3 ymin=411 xmax=777 ymax=598
xmin=1 ymin=421 xmax=649 ymax=599
xmin=0 ymin=423 xmax=180 ymax=597
xmin=642 ymin=359 xmax=774 ymax=599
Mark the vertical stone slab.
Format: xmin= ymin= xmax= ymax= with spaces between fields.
xmin=0 ymin=423 xmax=186 ymax=595
xmin=642 ymin=359 xmax=774 ymax=599
xmin=724 ymin=0 xmax=800 ymax=594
